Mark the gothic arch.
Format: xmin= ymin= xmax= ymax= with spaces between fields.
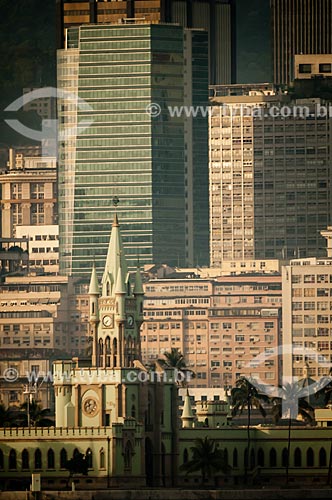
xmin=257 ymin=448 xmax=264 ymax=467
xmin=35 ymin=449 xmax=42 ymax=469
xmin=60 ymin=448 xmax=67 ymax=468
xmin=47 ymin=449 xmax=55 ymax=469
xmin=9 ymin=449 xmax=17 ymax=470
xmin=307 ymin=447 xmax=314 ymax=467
xmin=105 ymin=336 xmax=111 ymax=367
xmin=319 ymin=447 xmax=327 ymax=467
xmin=100 ymin=448 xmax=105 ymax=469
xmin=269 ymin=448 xmax=277 ymax=467
xmin=183 ymin=448 xmax=189 ymax=464
xmin=22 ymin=449 xmax=29 ymax=470
xmin=282 ymin=447 xmax=288 ymax=467
xmin=124 ymin=441 xmax=133 ymax=471
xmin=294 ymin=447 xmax=302 ymax=467
xmin=113 ymin=338 xmax=118 ymax=367
xmin=233 ymin=448 xmax=238 ymax=467
xmin=86 ymin=448 xmax=93 ymax=468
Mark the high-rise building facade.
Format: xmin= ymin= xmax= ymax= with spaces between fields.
xmin=271 ymin=0 xmax=332 ymax=85
xmin=56 ymin=0 xmax=236 ymax=84
xmin=141 ymin=274 xmax=282 ymax=388
xmin=209 ymin=85 xmax=332 ymax=266
xmin=282 ymin=256 xmax=332 ymax=382
xmin=57 ymin=23 xmax=209 ymax=279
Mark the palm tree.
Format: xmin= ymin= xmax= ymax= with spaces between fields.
xmin=271 ymin=382 xmax=314 ymax=484
xmin=65 ymin=451 xmax=89 ymax=488
xmin=0 ymin=404 xmax=21 ymax=427
xmin=20 ymin=399 xmax=54 ymax=427
xmin=180 ymin=437 xmax=229 ymax=485
xmin=231 ymin=377 xmax=267 ymax=481
xmin=160 ymin=348 xmax=195 ymax=386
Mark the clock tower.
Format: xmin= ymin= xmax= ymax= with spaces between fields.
xmin=89 ymin=213 xmax=144 ymax=369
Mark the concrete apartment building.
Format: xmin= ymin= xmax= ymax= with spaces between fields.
xmin=0 ymin=150 xmax=57 ymax=237
xmin=209 ymin=83 xmax=332 ymax=265
xmin=0 ymin=275 xmax=90 ymax=408
xmin=141 ymin=274 xmax=282 ymax=388
xmin=282 ymin=230 xmax=332 ymax=381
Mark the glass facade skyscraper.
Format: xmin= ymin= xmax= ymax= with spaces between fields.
xmin=57 ymin=23 xmax=209 ymax=279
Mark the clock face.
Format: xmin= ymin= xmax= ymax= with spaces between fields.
xmin=83 ymin=398 xmax=98 ymax=416
xmin=127 ymin=314 xmax=134 ymax=328
xmin=102 ymin=314 xmax=113 ymax=328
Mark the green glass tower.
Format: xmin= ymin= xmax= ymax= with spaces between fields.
xmin=57 ymin=23 xmax=209 ymax=279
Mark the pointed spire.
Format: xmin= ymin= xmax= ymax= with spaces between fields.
xmin=133 ymin=266 xmax=144 ymax=295
xmin=102 ymin=213 xmax=128 ymax=296
xmin=115 ymin=260 xmax=127 ymax=295
xmin=181 ymin=389 xmax=194 ymax=428
xmin=88 ymin=262 xmax=99 ymax=295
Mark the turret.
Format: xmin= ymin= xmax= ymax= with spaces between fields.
xmin=181 ymin=389 xmax=195 ymax=428
xmin=133 ymin=266 xmax=144 ymax=321
xmin=115 ymin=261 xmax=127 ymax=322
xmin=88 ymin=262 xmax=100 ymax=367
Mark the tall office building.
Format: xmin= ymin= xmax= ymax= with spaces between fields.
xmin=209 ymin=84 xmax=332 ymax=266
xmin=56 ymin=0 xmax=236 ymax=84
xmin=271 ymin=0 xmax=332 ymax=85
xmin=57 ymin=23 xmax=209 ymax=279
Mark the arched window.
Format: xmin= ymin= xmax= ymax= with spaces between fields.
xmin=131 ymin=405 xmax=136 ymax=418
xmin=0 ymin=450 xmax=3 ymax=470
xmin=307 ymin=447 xmax=314 ymax=467
xmin=73 ymin=448 xmax=80 ymax=459
xmin=9 ymin=449 xmax=17 ymax=470
xmin=100 ymin=448 xmax=105 ymax=469
xmin=244 ymin=448 xmax=248 ymax=468
xmin=183 ymin=448 xmax=189 ymax=464
xmin=269 ymin=448 xmax=277 ymax=467
xmin=250 ymin=449 xmax=255 ymax=469
xmin=282 ymin=448 xmax=288 ymax=467
xmin=113 ymin=338 xmax=118 ymax=367
xmin=319 ymin=448 xmax=327 ymax=467
xmin=92 ymin=302 xmax=95 ymax=314
xmin=35 ymin=449 xmax=42 ymax=469
xmin=257 ymin=448 xmax=264 ymax=467
xmin=124 ymin=441 xmax=133 ymax=471
xmin=47 ymin=449 xmax=55 ymax=469
xmin=105 ymin=336 xmax=111 ymax=367
xmin=294 ymin=447 xmax=302 ymax=467
xmin=224 ymin=448 xmax=228 ymax=466
xmin=86 ymin=448 xmax=93 ymax=468
xmin=60 ymin=448 xmax=67 ymax=468
xmin=22 ymin=449 xmax=29 ymax=470
xmin=106 ymin=282 xmax=110 ymax=296
xmin=233 ymin=448 xmax=238 ymax=467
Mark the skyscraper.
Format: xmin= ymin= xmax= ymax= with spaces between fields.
xmin=209 ymin=84 xmax=332 ymax=265
xmin=57 ymin=23 xmax=209 ymax=279
xmin=56 ymin=0 xmax=236 ymax=84
xmin=271 ymin=0 xmax=332 ymax=85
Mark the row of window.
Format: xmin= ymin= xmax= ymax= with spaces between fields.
xmin=0 ymin=447 xmax=94 ymax=471
xmin=183 ymin=446 xmax=328 ymax=469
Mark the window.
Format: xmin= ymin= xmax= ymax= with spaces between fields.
xmin=0 ymin=450 xmax=3 ymax=470
xmin=294 ymin=448 xmax=302 ymax=467
xmin=47 ymin=449 xmax=55 ymax=469
xmin=257 ymin=448 xmax=264 ymax=467
xmin=86 ymin=448 xmax=93 ymax=468
xmin=31 ymin=203 xmax=44 ymax=224
xmin=299 ymin=63 xmax=312 ymax=73
xmin=307 ymin=448 xmax=314 ymax=467
xmin=9 ymin=449 xmax=17 ymax=470
xmin=22 ymin=449 xmax=29 ymax=470
xmin=35 ymin=449 xmax=42 ymax=469
xmin=233 ymin=448 xmax=238 ymax=467
xmin=100 ymin=448 xmax=105 ymax=469
xmin=31 ymin=183 xmax=44 ymax=199
xmin=269 ymin=448 xmax=277 ymax=467
xmin=60 ymin=448 xmax=67 ymax=468
xmin=319 ymin=63 xmax=331 ymax=73
xmin=319 ymin=448 xmax=327 ymax=467
xmin=282 ymin=448 xmax=288 ymax=467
